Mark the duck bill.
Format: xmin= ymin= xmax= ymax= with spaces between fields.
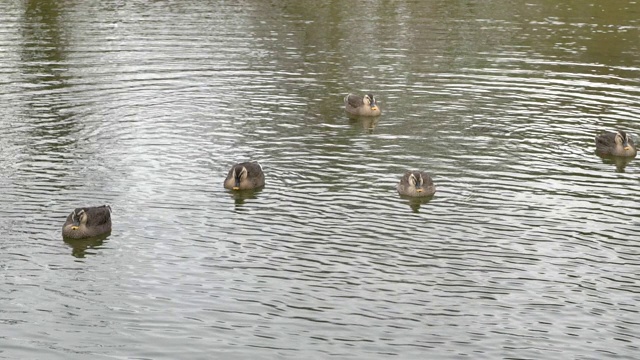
xmin=370 ymin=106 xmax=378 ymax=111
xmin=623 ymin=143 xmax=631 ymax=150
xmin=71 ymin=219 xmax=80 ymax=230
xmin=416 ymin=188 xmax=424 ymax=193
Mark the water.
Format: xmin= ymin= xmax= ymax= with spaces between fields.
xmin=1 ymin=1 xmax=639 ymax=359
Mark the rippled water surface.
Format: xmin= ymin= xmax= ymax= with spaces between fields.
xmin=2 ymin=1 xmax=640 ymax=359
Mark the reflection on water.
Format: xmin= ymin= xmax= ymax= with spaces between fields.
xmin=1 ymin=0 xmax=640 ymax=359
xmin=399 ymin=194 xmax=435 ymax=214
xmin=597 ymin=154 xmax=636 ymax=173
xmin=226 ymin=188 xmax=265 ymax=207
xmin=347 ymin=114 xmax=381 ymax=134
xmin=63 ymin=233 xmax=109 ymax=258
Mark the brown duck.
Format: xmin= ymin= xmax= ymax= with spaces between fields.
xmin=224 ymin=162 xmax=265 ymax=190
xmin=595 ymin=130 xmax=637 ymax=157
xmin=397 ymin=171 xmax=436 ymax=197
xmin=62 ymin=205 xmax=112 ymax=239
xmin=344 ymin=93 xmax=381 ymax=116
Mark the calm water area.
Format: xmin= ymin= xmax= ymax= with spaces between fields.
xmin=1 ymin=1 xmax=639 ymax=359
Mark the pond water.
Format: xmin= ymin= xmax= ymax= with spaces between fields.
xmin=1 ymin=1 xmax=639 ymax=359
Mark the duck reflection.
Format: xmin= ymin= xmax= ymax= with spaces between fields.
xmin=597 ymin=155 xmax=635 ymax=173
xmin=399 ymin=194 xmax=435 ymax=213
xmin=227 ymin=187 xmax=264 ymax=206
xmin=347 ymin=114 xmax=380 ymax=134
xmin=63 ymin=233 xmax=110 ymax=258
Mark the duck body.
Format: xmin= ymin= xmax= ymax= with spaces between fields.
xmin=397 ymin=171 xmax=436 ymax=197
xmin=62 ymin=205 xmax=112 ymax=239
xmin=595 ymin=130 xmax=637 ymax=157
xmin=344 ymin=93 xmax=381 ymax=116
xmin=224 ymin=162 xmax=265 ymax=190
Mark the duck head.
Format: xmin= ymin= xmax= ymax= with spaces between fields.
xmin=408 ymin=172 xmax=425 ymax=193
xmin=364 ymin=94 xmax=378 ymax=112
xmin=69 ymin=208 xmax=88 ymax=231
xmin=616 ymin=130 xmax=632 ymax=150
xmin=231 ymin=165 xmax=249 ymax=190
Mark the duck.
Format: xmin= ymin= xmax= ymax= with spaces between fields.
xmin=397 ymin=171 xmax=436 ymax=197
xmin=595 ymin=130 xmax=637 ymax=157
xmin=62 ymin=205 xmax=112 ymax=239
xmin=344 ymin=93 xmax=381 ymax=116
xmin=224 ymin=162 xmax=265 ymax=190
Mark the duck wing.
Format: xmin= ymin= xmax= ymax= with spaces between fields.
xmin=596 ymin=132 xmax=616 ymax=146
xmin=345 ymin=94 xmax=364 ymax=108
xmin=239 ymin=162 xmax=263 ymax=176
xmin=84 ymin=205 xmax=112 ymax=227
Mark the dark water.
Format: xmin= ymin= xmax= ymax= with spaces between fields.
xmin=1 ymin=1 xmax=639 ymax=359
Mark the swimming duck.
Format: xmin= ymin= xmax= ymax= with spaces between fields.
xmin=344 ymin=93 xmax=381 ymax=116
xmin=62 ymin=205 xmax=112 ymax=239
xmin=224 ymin=162 xmax=265 ymax=190
xmin=397 ymin=171 xmax=436 ymax=197
xmin=595 ymin=130 xmax=637 ymax=157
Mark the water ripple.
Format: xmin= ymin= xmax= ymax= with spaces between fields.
xmin=2 ymin=1 xmax=640 ymax=359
